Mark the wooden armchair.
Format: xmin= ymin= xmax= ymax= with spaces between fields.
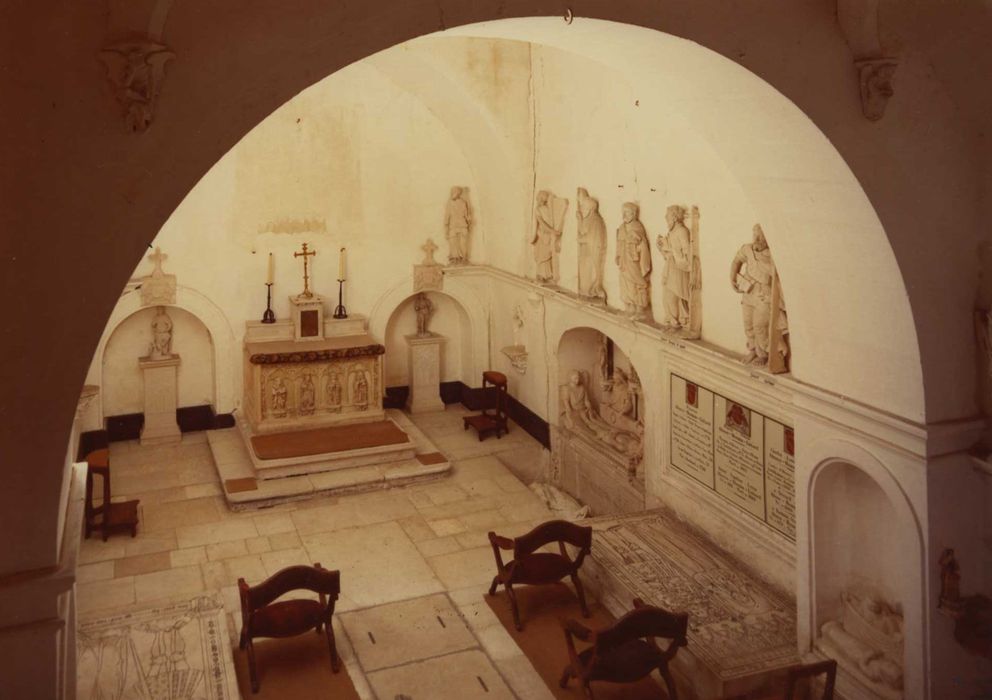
xmin=238 ymin=563 xmax=341 ymax=693
xmin=487 ymin=519 xmax=592 ymax=630
xmin=84 ymin=449 xmax=140 ymax=541
xmin=784 ymin=659 xmax=836 ymax=700
xmin=559 ymin=598 xmax=688 ymax=700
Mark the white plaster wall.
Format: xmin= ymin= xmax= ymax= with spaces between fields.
xmin=384 ymin=292 xmax=471 ymax=387
xmin=101 ymin=307 xmax=215 ymax=415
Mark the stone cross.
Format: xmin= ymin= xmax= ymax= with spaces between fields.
xmin=147 ymin=246 xmax=168 ymax=276
xmin=421 ymin=238 xmax=439 ymax=265
xmin=294 ymin=242 xmax=317 ymax=298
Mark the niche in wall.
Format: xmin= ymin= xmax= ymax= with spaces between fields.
xmin=554 ymin=326 xmax=645 ymax=515
xmin=383 ymin=292 xmax=471 ymax=388
xmin=101 ymin=306 xmax=216 ymax=417
xmin=812 ymin=461 xmax=907 ymax=699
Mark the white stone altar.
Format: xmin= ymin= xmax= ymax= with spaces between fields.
xmin=406 ymin=333 xmax=445 ymax=414
xmin=138 ymin=355 xmax=181 ymax=445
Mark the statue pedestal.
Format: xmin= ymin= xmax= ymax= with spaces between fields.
xmin=406 ymin=334 xmax=445 ymax=414
xmin=139 ymin=355 xmax=182 ymax=445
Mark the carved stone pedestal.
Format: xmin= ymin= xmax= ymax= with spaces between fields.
xmin=139 ymin=355 xmax=181 ymax=445
xmin=406 ymin=333 xmax=445 ymax=414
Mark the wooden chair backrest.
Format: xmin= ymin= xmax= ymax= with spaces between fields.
xmin=785 ymin=659 xmax=836 ymax=700
xmin=240 ymin=564 xmax=340 ymax=612
xmin=513 ymin=520 xmax=592 ymax=559
xmin=595 ymin=604 xmax=689 ymax=654
xmin=84 ymin=465 xmax=111 ymax=522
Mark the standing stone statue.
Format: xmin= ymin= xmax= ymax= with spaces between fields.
xmin=326 ymin=374 xmax=343 ymax=413
xmin=730 ymin=224 xmax=788 ymax=368
xmin=615 ymin=202 xmax=652 ymax=320
xmin=353 ymin=372 xmax=369 ymax=411
xmin=531 ymin=190 xmax=568 ymax=284
xmin=149 ymin=306 xmax=174 ymax=359
xmin=444 ymin=187 xmax=472 ymax=265
xmin=657 ymin=205 xmax=691 ymax=330
xmin=299 ymin=374 xmax=316 ymax=415
xmin=414 ymin=292 xmax=434 ymax=337
xmin=576 ymin=187 xmax=607 ymax=301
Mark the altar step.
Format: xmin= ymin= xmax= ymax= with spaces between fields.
xmin=208 ymin=409 xmax=450 ymax=510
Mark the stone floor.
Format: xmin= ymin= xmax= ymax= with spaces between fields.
xmin=77 ymin=404 xmax=555 ymax=699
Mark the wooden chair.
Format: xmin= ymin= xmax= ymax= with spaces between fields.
xmin=238 ymin=563 xmax=341 ymax=694
xmin=560 ymin=598 xmax=689 ymax=700
xmin=463 ymin=370 xmax=509 ymax=441
xmin=784 ymin=659 xmax=836 ymax=700
xmin=83 ymin=449 xmax=140 ymax=541
xmin=487 ymin=519 xmax=592 ymax=630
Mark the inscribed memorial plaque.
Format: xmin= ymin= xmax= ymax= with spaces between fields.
xmin=713 ymin=395 xmax=766 ymax=520
xmin=670 ymin=374 xmax=715 ymax=488
xmin=764 ymin=420 xmax=796 ymax=539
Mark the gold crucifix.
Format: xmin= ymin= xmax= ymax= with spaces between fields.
xmin=294 ymin=242 xmax=317 ymax=298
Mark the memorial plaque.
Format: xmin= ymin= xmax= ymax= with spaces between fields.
xmin=670 ymin=375 xmax=715 ymax=488
xmin=713 ymin=395 xmax=766 ymax=520
xmin=764 ymin=420 xmax=796 ymax=539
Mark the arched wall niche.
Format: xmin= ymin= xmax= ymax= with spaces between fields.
xmin=101 ymin=306 xmax=215 ymax=417
xmin=87 ymin=285 xmax=238 ymax=418
xmin=381 ymin=290 xmax=473 ymax=388
xmin=551 ymin=324 xmax=650 ymax=515
xmin=368 ymin=275 xmax=487 ymax=388
xmin=802 ymin=441 xmax=926 ymax=696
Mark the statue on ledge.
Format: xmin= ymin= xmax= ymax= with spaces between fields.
xmin=532 ymin=190 xmax=568 ymax=284
xmin=444 ymin=186 xmax=472 ymax=265
xmin=615 ymin=202 xmax=652 ymax=321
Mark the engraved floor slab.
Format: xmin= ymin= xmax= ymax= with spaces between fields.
xmin=584 ymin=508 xmax=799 ymax=699
xmin=367 ymin=649 xmax=515 ymax=700
xmin=340 ymin=593 xmax=476 ymax=671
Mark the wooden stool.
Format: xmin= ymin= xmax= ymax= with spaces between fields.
xmin=463 ymin=371 xmax=509 ymax=441
xmin=84 ymin=449 xmax=140 ymax=541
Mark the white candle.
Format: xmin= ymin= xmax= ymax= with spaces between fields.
xmin=266 ymin=253 xmax=274 ymax=285
xmin=338 ymin=247 xmax=346 ymax=280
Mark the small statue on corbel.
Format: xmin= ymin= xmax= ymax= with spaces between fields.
xmin=99 ymin=36 xmax=175 ymax=133
xmin=857 ymin=58 xmax=897 ymax=121
xmin=413 ymin=238 xmax=444 ymax=292
xmin=501 ymin=304 xmax=528 ymax=374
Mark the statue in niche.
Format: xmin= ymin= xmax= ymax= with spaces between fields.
xmin=819 ymin=587 xmax=904 ymax=694
xmin=730 ymin=224 xmax=789 ymax=370
xmin=270 ymin=377 xmax=288 ymax=417
xmin=353 ymin=372 xmax=369 ymax=411
xmin=658 ymin=205 xmax=702 ymax=337
xmin=576 ymin=187 xmax=606 ymax=301
xmin=326 ymin=374 xmax=343 ymax=413
xmin=531 ymin=190 xmax=568 ymax=284
xmin=414 ymin=293 xmax=434 ymax=338
xmin=615 ymin=202 xmax=652 ymax=321
xmin=560 ymin=369 xmax=643 ymax=473
xmin=444 ymin=187 xmax=472 ymax=265
xmin=299 ymin=374 xmax=316 ymax=416
xmin=148 ymin=307 xmax=174 ymax=359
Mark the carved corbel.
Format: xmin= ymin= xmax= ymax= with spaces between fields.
xmin=99 ymin=36 xmax=175 ymax=133
xmin=837 ymin=0 xmax=897 ymax=121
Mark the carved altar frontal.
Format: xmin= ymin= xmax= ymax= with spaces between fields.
xmin=243 ymin=334 xmax=385 ymax=434
xmin=582 ymin=508 xmax=799 ymax=699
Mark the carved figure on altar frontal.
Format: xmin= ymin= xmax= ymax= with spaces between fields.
xmin=730 ymin=224 xmax=788 ymax=368
xmin=615 ymin=203 xmax=652 ymax=321
xmin=444 ymin=186 xmax=472 ymax=265
xmin=658 ymin=205 xmax=692 ymax=331
xmin=532 ymin=190 xmax=568 ymax=284
xmin=149 ymin=307 xmax=174 ymax=359
xmin=576 ymin=187 xmax=607 ymax=301
xmin=414 ymin=293 xmax=434 ymax=338
xmin=299 ymin=374 xmax=316 ymax=415
xmin=270 ymin=377 xmax=288 ymax=416
xmin=326 ymin=374 xmax=343 ymax=413
xmin=353 ymin=373 xmax=369 ymax=411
